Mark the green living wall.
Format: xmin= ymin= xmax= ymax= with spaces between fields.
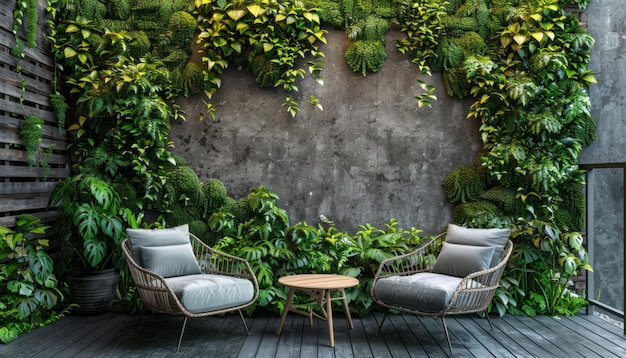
xmin=1 ymin=0 xmax=597 ymax=343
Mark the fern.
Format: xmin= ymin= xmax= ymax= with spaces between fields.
xmin=443 ymin=165 xmax=486 ymax=203
xmin=345 ymin=40 xmax=387 ymax=76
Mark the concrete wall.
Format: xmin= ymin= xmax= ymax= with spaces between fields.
xmin=171 ymin=29 xmax=481 ymax=236
xmin=579 ymin=0 xmax=625 ymax=312
xmin=170 ymin=1 xmax=625 ymax=257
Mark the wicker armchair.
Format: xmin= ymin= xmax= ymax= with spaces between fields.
xmin=371 ymin=224 xmax=512 ymax=354
xmin=121 ymin=228 xmax=259 ymax=352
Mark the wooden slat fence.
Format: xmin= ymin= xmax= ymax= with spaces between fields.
xmin=0 ymin=0 xmax=71 ymax=256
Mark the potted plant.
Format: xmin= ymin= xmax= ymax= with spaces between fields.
xmin=49 ymin=174 xmax=127 ymax=315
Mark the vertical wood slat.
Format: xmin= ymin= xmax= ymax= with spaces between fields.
xmin=0 ymin=0 xmax=70 ymax=257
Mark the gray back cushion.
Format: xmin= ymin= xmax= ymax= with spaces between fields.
xmin=126 ymin=224 xmax=191 ymax=266
xmin=445 ymin=223 xmax=510 ymax=267
xmin=432 ymin=242 xmax=495 ymax=277
xmin=141 ymin=244 xmax=202 ymax=278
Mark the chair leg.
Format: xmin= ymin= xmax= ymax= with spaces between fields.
xmin=376 ymin=311 xmax=389 ymax=336
xmin=238 ymin=309 xmax=251 ymax=335
xmin=176 ymin=317 xmax=189 ymax=353
xmin=483 ymin=309 xmax=494 ymax=330
xmin=441 ymin=317 xmax=454 ymax=355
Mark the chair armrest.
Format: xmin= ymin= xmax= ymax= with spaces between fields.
xmin=373 ymin=233 xmax=445 ymax=279
xmin=446 ymin=239 xmax=513 ymax=313
xmin=190 ymin=234 xmax=259 ymax=293
xmin=121 ymin=239 xmax=170 ymax=291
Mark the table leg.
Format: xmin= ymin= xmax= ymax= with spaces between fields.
xmin=276 ymin=287 xmax=295 ymax=335
xmin=325 ymin=289 xmax=334 ymax=347
xmin=340 ymin=288 xmax=354 ymax=329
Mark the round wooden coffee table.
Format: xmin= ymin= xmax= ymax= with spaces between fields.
xmin=275 ymin=274 xmax=359 ymax=347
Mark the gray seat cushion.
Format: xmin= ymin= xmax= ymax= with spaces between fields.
xmin=165 ymin=274 xmax=255 ymax=313
xmin=373 ymin=272 xmax=469 ymax=313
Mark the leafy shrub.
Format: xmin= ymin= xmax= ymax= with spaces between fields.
xmin=0 ymin=215 xmax=68 ymax=343
xmin=127 ymin=31 xmax=151 ymax=59
xmin=345 ymin=40 xmax=387 ymax=76
xmin=182 ymin=62 xmax=205 ymax=96
xmin=168 ymin=11 xmax=196 ymax=47
xmin=443 ymin=165 xmax=486 ymax=204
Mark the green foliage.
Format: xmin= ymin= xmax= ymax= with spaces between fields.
xmin=49 ymin=175 xmax=131 ymax=272
xmin=345 ymin=40 xmax=387 ymax=76
xmin=107 ymin=0 xmax=131 ymax=20
xmin=209 ymin=185 xmax=425 ymax=316
xmin=163 ymin=165 xmax=204 ymax=209
xmin=195 ymin=0 xmax=326 ymax=117
xmin=49 ymin=93 xmax=68 ymax=130
xmin=0 ymin=215 xmax=68 ymax=343
xmin=202 ymin=178 xmax=228 ymax=216
xmin=168 ymin=11 xmax=196 ymax=47
xmin=19 ymin=116 xmax=44 ymax=167
xmin=554 ymin=183 xmax=585 ymax=232
xmin=305 ymin=0 xmax=343 ymax=27
xmin=127 ymin=31 xmax=151 ymax=59
xmin=480 ymin=185 xmax=520 ymax=214
xmin=443 ymin=165 xmax=486 ymax=203
xmin=452 ymin=200 xmax=503 ymax=228
xmin=396 ymin=0 xmax=449 ymax=76
xmin=11 ymin=0 xmax=39 ymax=57
xmin=182 ymin=62 xmax=205 ymax=96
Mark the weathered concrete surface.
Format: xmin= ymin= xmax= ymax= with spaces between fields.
xmin=579 ymin=0 xmax=625 ymax=313
xmin=169 ymin=3 xmax=624 ymax=310
xmin=170 ymin=27 xmax=480 ymax=235
xmin=580 ymin=0 xmax=626 ymax=164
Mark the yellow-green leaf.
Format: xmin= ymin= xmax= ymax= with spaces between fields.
xmin=63 ymin=47 xmax=77 ymax=58
xmin=303 ymin=12 xmax=319 ymax=24
xmin=236 ymin=22 xmax=249 ymax=34
xmin=247 ymin=4 xmax=263 ymax=17
xmin=227 ymin=9 xmax=246 ymax=21
xmin=583 ymin=74 xmax=598 ymax=83
xmin=231 ymin=42 xmax=242 ymax=53
xmin=531 ymin=32 xmax=544 ymax=43
xmin=513 ymin=34 xmax=527 ymax=45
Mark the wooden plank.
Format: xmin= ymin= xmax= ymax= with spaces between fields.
xmin=0 ymin=96 xmax=56 ymax=123
xmin=233 ymin=312 xmax=273 ymax=357
xmin=0 ymin=195 xmax=51 ymax=212
xmin=0 ymin=55 xmax=54 ymax=92
xmin=0 ymin=148 xmax=70 ymax=166
xmin=534 ymin=315 xmax=620 ymax=357
xmin=298 ymin=311 xmax=320 ymax=357
xmin=463 ymin=315 xmax=526 ymax=357
xmin=30 ymin=314 xmax=131 ymax=358
xmin=0 ymin=316 xmax=88 ymax=358
xmin=360 ymin=310 xmax=394 ymax=357
xmin=0 ymin=73 xmax=53 ymax=106
xmin=394 ymin=314 xmax=450 ymax=357
xmin=0 ymin=165 xmax=70 ymax=178
xmin=0 ymin=114 xmax=68 ymax=141
xmin=274 ymin=313 xmax=305 ymax=357
xmin=0 ymin=211 xmax=60 ymax=227
xmin=0 ymin=181 xmax=58 ymax=194
xmin=125 ymin=314 xmax=180 ymax=357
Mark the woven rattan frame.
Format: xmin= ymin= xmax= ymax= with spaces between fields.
xmin=371 ymin=232 xmax=513 ymax=354
xmin=121 ymin=233 xmax=259 ymax=351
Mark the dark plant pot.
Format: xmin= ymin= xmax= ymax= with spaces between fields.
xmin=67 ymin=268 xmax=119 ymax=315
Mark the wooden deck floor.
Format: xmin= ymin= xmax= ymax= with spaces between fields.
xmin=1 ymin=309 xmax=624 ymax=357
